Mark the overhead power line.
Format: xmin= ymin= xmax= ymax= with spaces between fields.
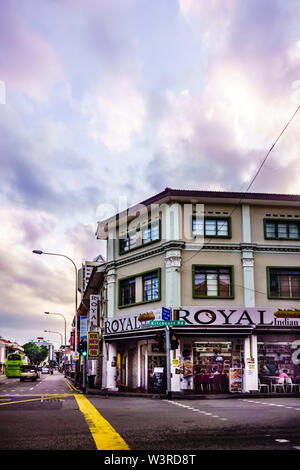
xmin=182 ymin=101 xmax=300 ymax=266
xmin=244 ymin=102 xmax=300 ymax=193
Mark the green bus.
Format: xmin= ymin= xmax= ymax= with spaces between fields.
xmin=6 ymin=353 xmax=29 ymax=378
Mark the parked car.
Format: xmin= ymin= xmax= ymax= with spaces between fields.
xmin=41 ymin=367 xmax=49 ymax=374
xmin=20 ymin=365 xmax=39 ymax=382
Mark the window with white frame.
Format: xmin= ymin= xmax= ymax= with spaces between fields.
xmin=265 ymin=220 xmax=300 ymax=240
xmin=192 ymin=217 xmax=230 ymax=237
xmin=119 ymin=232 xmax=137 ymax=253
xmin=193 ymin=266 xmax=233 ymax=298
xmin=142 ymin=222 xmax=160 ymax=245
xmin=143 ymin=271 xmax=160 ymax=301
xmin=268 ymin=268 xmax=300 ymax=299
xmin=118 ymin=269 xmax=161 ymax=307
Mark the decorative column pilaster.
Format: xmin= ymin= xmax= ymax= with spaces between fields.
xmin=165 ymin=249 xmax=181 ymax=308
xmin=106 ymin=342 xmax=118 ymax=391
xmin=241 ymin=204 xmax=258 ymax=391
xmin=106 ymin=269 xmax=116 ymax=318
xmin=241 ymin=250 xmax=255 ymax=308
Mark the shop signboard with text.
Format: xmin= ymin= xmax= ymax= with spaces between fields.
xmin=88 ymin=332 xmax=99 ymax=359
xmin=104 ymin=307 xmax=300 ymax=335
xmin=80 ymin=316 xmax=88 ymax=339
xmin=105 ymin=308 xmax=167 ymax=334
xmin=174 ymin=307 xmax=300 ymax=327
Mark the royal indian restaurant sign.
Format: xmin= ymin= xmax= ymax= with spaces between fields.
xmin=104 ymin=307 xmax=300 ymax=335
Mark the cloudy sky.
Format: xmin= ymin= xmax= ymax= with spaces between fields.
xmin=1 ymin=0 xmax=300 ymax=347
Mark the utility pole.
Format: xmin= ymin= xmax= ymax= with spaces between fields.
xmin=82 ymin=355 xmax=87 ymax=393
xmin=165 ymin=326 xmax=172 ymax=399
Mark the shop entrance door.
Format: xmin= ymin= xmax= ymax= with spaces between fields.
xmin=147 ymin=355 xmax=166 ymax=393
xmin=193 ymin=341 xmax=237 ymax=393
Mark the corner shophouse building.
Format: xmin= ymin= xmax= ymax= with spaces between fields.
xmin=95 ymin=188 xmax=300 ymax=395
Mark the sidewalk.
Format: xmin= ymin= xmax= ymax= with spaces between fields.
xmin=67 ymin=377 xmax=300 ymax=400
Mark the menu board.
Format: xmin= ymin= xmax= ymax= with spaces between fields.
xmin=183 ymin=360 xmax=193 ymax=377
xmin=229 ymin=368 xmax=243 ymax=392
xmin=152 ymin=367 xmax=164 ymax=393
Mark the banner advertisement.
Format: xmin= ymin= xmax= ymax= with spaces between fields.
xmin=229 ymin=368 xmax=243 ymax=392
xmin=88 ymin=331 xmax=99 ymax=359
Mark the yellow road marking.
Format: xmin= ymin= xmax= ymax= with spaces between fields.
xmin=74 ymin=394 xmax=130 ymax=451
xmin=65 ymin=379 xmax=79 ymax=392
xmin=65 ymin=379 xmax=76 ymax=391
xmin=0 ymin=394 xmax=74 ymax=406
xmin=0 ymin=394 xmax=74 ymax=397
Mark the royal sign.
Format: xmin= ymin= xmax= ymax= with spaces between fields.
xmin=104 ymin=307 xmax=300 ymax=335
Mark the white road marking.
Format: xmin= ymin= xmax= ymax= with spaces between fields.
xmin=241 ymin=399 xmax=300 ymax=411
xmin=275 ymin=439 xmax=290 ymax=443
xmin=166 ymin=401 xmax=227 ymax=423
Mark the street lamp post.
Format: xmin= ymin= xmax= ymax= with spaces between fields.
xmin=44 ymin=329 xmax=63 ymax=346
xmin=44 ymin=312 xmax=67 ymax=369
xmin=32 ymin=250 xmax=78 ymax=353
xmin=44 ymin=330 xmax=63 ymax=365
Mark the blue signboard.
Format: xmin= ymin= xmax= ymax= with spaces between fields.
xmin=162 ymin=307 xmax=171 ymax=321
xmin=80 ymin=316 xmax=88 ymax=339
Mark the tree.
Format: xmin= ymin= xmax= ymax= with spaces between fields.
xmin=22 ymin=342 xmax=49 ymax=365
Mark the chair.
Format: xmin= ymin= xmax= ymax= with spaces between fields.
xmin=221 ymin=374 xmax=229 ymax=393
xmin=194 ymin=374 xmax=203 ymax=393
xmin=285 ymin=377 xmax=300 ymax=393
xmin=213 ymin=374 xmax=222 ymax=392
xmin=272 ymin=377 xmax=285 ymax=393
xmin=258 ymin=379 xmax=269 ymax=393
xmin=202 ymin=374 xmax=212 ymax=392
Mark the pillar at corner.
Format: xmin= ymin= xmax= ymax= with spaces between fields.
xmin=165 ymin=249 xmax=181 ymax=308
xmin=106 ymin=342 xmax=118 ymax=391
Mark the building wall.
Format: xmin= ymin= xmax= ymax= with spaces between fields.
xmin=108 ymin=200 xmax=300 ymax=314
xmin=254 ymin=252 xmax=300 ymax=307
xmin=181 ymin=250 xmax=244 ymax=307
xmin=251 ymin=205 xmax=300 ymax=245
xmin=101 ymin=195 xmax=300 ymax=393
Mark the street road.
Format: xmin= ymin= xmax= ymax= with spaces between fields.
xmin=1 ymin=371 xmax=300 ymax=452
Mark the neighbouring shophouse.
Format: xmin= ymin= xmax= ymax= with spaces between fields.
xmin=88 ymin=188 xmax=300 ymax=395
xmin=0 ymin=338 xmax=24 ymax=374
xmin=74 ymin=255 xmax=106 ymax=386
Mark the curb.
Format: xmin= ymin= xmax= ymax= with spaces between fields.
xmin=66 ymin=376 xmax=300 ymax=400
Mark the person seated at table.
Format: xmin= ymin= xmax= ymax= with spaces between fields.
xmin=279 ymin=369 xmax=289 ymax=378
xmin=267 ymin=361 xmax=278 ymax=376
xmin=194 ymin=367 xmax=202 ymax=393
xmin=260 ymin=362 xmax=269 ymax=375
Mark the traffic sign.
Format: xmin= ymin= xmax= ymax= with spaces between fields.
xmin=149 ymin=320 xmax=186 ymax=327
xmin=162 ymin=307 xmax=171 ymax=321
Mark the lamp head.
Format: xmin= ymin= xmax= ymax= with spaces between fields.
xmin=32 ymin=250 xmax=43 ymax=255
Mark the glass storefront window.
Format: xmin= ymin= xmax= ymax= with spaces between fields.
xmin=192 ymin=339 xmax=244 ymax=393
xmin=258 ymin=335 xmax=300 ymax=383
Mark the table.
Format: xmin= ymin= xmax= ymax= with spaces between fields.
xmin=263 ymin=375 xmax=287 ymax=392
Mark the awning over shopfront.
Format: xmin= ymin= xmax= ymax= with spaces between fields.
xmin=104 ymin=327 xmax=166 ymax=343
xmin=170 ymin=326 xmax=255 ymax=337
xmin=103 ymin=325 xmax=254 ymax=342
